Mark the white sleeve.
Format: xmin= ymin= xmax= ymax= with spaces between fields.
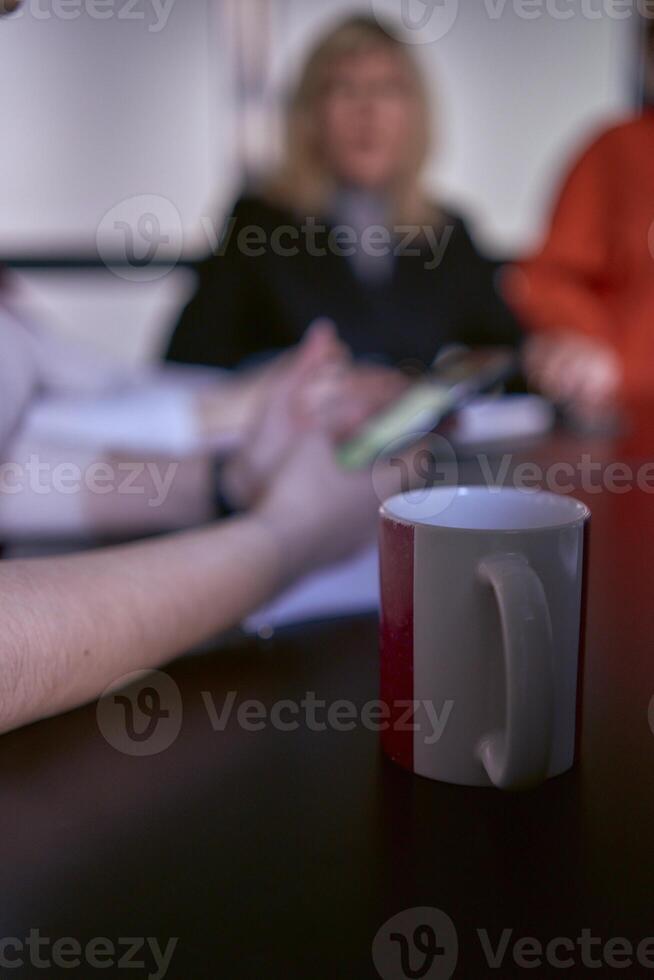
xmin=1 ymin=293 xmax=239 ymax=460
xmin=0 ymin=310 xmax=38 ymax=455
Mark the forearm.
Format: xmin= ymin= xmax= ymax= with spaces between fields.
xmin=0 ymin=444 xmax=215 ymax=540
xmin=0 ymin=516 xmax=285 ymax=734
xmin=83 ymin=454 xmax=215 ymax=535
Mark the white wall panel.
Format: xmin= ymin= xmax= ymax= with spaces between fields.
xmin=0 ymin=0 xmax=236 ymax=254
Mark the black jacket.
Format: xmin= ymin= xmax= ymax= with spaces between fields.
xmin=165 ymin=194 xmax=522 ymax=370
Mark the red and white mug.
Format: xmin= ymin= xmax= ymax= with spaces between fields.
xmin=379 ymin=486 xmax=590 ymax=790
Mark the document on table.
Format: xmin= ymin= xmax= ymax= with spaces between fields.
xmin=451 ymin=395 xmax=555 ymax=447
xmin=245 ymin=543 xmax=380 ymax=633
xmin=18 ymin=381 xmax=239 ymax=457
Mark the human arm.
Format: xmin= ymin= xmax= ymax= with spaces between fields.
xmin=0 ymin=324 xmax=407 ymax=735
xmin=0 ymin=429 xmax=385 ymax=735
xmin=505 ymin=130 xmax=623 ymax=411
xmin=0 ymin=516 xmax=283 ymax=732
xmin=0 ymin=441 xmax=216 ymax=541
xmin=506 ymin=132 xmax=617 ymax=344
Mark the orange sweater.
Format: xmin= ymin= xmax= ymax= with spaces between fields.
xmin=507 ymin=112 xmax=654 ymax=399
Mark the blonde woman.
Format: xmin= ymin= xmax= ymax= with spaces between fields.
xmin=166 ymin=16 xmax=521 ymax=376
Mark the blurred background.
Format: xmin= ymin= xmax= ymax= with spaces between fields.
xmin=0 ymin=0 xmax=641 ymax=366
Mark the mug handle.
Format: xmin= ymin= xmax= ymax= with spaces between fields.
xmin=476 ymin=553 xmax=554 ymax=790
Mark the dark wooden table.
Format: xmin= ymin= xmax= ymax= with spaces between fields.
xmin=1 ymin=429 xmax=654 ymax=979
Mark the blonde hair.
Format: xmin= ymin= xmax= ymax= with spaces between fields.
xmin=266 ymin=16 xmax=436 ymax=226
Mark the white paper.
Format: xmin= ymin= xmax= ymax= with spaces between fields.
xmin=18 ymin=383 xmax=238 ymax=457
xmin=245 ymin=543 xmax=380 ymax=633
xmin=452 ymin=395 xmax=555 ymax=447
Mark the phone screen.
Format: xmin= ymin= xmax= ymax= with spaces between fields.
xmin=337 ymin=347 xmax=518 ymax=470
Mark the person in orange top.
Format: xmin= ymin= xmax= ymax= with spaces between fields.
xmin=507 ymin=19 xmax=654 ymax=419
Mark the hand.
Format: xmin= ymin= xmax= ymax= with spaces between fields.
xmin=195 ymin=319 xmax=349 ymax=442
xmin=224 ymin=324 xmax=417 ymax=577
xmin=524 ymin=333 xmax=622 ymax=414
xmin=299 ymin=362 xmax=410 ymax=441
xmin=220 ymin=320 xmax=351 ymax=510
xmin=255 ymin=432 xmax=381 ymax=582
xmin=221 ymin=321 xmax=413 ymax=513
xmin=194 ymin=360 xmax=289 ymax=443
xmin=256 ymin=428 xmax=458 ymax=583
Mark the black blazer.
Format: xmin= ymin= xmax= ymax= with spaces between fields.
xmin=165 ymin=194 xmax=522 ymax=371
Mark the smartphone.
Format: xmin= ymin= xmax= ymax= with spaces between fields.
xmin=337 ymin=347 xmax=519 ymax=470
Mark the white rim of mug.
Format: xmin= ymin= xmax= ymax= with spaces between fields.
xmin=380 ymin=486 xmax=591 ymax=535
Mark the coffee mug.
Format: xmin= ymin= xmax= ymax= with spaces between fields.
xmin=379 ymin=486 xmax=590 ymax=790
